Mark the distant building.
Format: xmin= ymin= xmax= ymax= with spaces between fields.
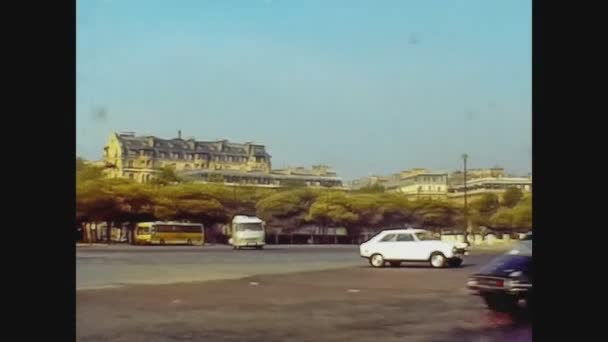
xmin=349 ymin=175 xmax=391 ymax=190
xmin=350 ymin=166 xmax=531 ymax=202
xmin=101 ymin=131 xmax=342 ymax=187
xmin=447 ymin=176 xmax=532 ymax=202
xmin=351 ymin=168 xmax=449 ymax=200
xmin=449 ymin=167 xmax=505 ymax=186
xmin=181 ymin=164 xmax=343 ymax=188
xmin=384 ymin=169 xmax=449 ymax=200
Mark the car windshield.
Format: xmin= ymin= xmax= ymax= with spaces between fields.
xmin=235 ymin=223 xmax=263 ymax=232
xmin=415 ymin=231 xmax=439 ymax=241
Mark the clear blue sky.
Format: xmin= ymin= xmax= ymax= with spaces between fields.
xmin=77 ymin=0 xmax=531 ymax=180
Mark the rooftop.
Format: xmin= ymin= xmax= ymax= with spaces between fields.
xmin=115 ymin=132 xmax=270 ymax=158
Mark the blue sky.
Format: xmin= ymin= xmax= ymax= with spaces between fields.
xmin=77 ymin=0 xmax=531 ymax=180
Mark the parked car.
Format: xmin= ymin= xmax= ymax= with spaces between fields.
xmin=359 ymin=228 xmax=470 ymax=268
xmin=467 ymin=239 xmax=532 ymax=312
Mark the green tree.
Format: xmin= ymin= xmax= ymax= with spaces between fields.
xmin=348 ymin=194 xmax=382 ymax=237
xmin=150 ymin=166 xmax=181 ymax=186
xmin=470 ymin=193 xmax=501 ymax=228
xmin=280 ymin=179 xmax=308 ymax=188
xmin=512 ymin=200 xmax=532 ymax=231
xmin=490 ymin=208 xmax=515 ymax=230
xmin=111 ymin=183 xmax=156 ymax=243
xmin=256 ymin=188 xmax=319 ymax=242
xmin=153 ymin=184 xmax=230 ymax=241
xmin=473 ymin=193 xmax=501 ymax=215
xmin=76 ymin=157 xmax=104 ymax=182
xmin=502 ymin=187 xmax=524 ymax=208
xmin=306 ymin=192 xmax=358 ymax=243
xmin=76 ymin=178 xmax=127 ymax=242
xmin=488 ymin=194 xmax=532 ymax=232
xmin=378 ymin=195 xmax=415 ymax=227
xmin=355 ymin=183 xmax=385 ymax=193
xmin=411 ymin=200 xmax=462 ymax=230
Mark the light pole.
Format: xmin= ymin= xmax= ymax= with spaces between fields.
xmin=462 ymin=154 xmax=469 ymax=242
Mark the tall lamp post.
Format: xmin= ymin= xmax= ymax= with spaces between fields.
xmin=462 ymin=154 xmax=469 ymax=242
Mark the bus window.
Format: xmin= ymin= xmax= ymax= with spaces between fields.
xmin=155 ymin=225 xmax=172 ymax=233
xmin=235 ymin=223 xmax=263 ymax=232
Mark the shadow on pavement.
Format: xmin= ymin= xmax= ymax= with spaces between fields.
xmin=354 ymin=263 xmax=477 ymax=269
xmin=430 ymin=310 xmax=532 ymax=342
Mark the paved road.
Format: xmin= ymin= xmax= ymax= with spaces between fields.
xmin=77 ymin=245 xmax=530 ymax=341
xmin=77 ymin=245 xmax=369 ymax=290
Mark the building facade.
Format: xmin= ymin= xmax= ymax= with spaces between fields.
xmin=448 ymin=167 xmax=506 ymax=186
xmin=349 ymin=167 xmax=531 ymax=202
xmin=102 ymin=132 xmax=342 ymax=187
xmin=350 ymin=168 xmax=449 ymax=200
xmin=447 ymin=176 xmax=532 ymax=203
xmin=180 ymin=165 xmax=343 ymax=188
xmin=384 ymin=169 xmax=449 ymax=200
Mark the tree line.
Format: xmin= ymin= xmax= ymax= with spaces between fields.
xmin=76 ymin=158 xmax=532 ymax=243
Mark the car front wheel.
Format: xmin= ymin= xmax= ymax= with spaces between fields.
xmin=429 ymin=252 xmax=446 ymax=268
xmin=370 ymin=254 xmax=385 ymax=268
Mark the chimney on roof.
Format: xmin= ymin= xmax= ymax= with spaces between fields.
xmin=178 ymin=130 xmax=182 ymax=139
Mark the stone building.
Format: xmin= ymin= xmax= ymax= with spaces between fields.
xmin=350 ymin=168 xmax=449 ymax=200
xmin=448 ymin=167 xmax=505 ymax=186
xmin=447 ymin=176 xmax=532 ymax=203
xmin=384 ymin=169 xmax=449 ymax=200
xmin=101 ymin=131 xmax=342 ymax=187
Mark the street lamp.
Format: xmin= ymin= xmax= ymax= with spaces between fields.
xmin=462 ymin=154 xmax=469 ymax=242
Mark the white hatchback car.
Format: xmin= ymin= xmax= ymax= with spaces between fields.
xmin=360 ymin=228 xmax=469 ymax=268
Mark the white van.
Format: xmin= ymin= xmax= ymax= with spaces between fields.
xmin=228 ymin=215 xmax=266 ymax=249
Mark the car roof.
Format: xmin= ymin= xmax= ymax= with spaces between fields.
xmin=232 ymin=215 xmax=263 ymax=224
xmin=379 ymin=228 xmax=427 ymax=234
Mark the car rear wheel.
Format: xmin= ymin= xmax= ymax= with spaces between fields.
xmin=429 ymin=252 xmax=446 ymax=268
xmin=186 ymin=239 xmax=192 ymax=245
xmin=370 ymin=254 xmax=385 ymax=268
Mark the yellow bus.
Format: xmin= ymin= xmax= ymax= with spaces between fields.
xmin=134 ymin=222 xmax=204 ymax=245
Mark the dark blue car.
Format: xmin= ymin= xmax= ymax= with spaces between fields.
xmin=467 ymin=236 xmax=532 ymax=312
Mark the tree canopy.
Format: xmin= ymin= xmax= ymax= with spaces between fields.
xmin=76 ymin=157 xmax=532 ymax=240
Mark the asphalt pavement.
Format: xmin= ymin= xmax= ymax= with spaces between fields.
xmin=77 ymin=245 xmax=530 ymax=341
xmin=77 ymin=245 xmax=367 ymax=290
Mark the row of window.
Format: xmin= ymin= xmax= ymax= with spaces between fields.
xmin=418 ymin=186 xmax=445 ymax=192
xmin=125 ymin=151 xmax=266 ymax=164
xmin=201 ymin=174 xmax=341 ymax=187
xmin=416 ymin=176 xmax=447 ymax=183
xmin=125 ymin=160 xmax=259 ymax=170
xmin=154 ymin=225 xmax=202 ymax=233
xmin=450 ymin=184 xmax=531 ymax=193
